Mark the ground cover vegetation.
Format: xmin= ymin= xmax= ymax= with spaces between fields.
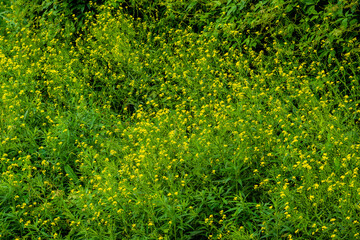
xmin=0 ymin=0 xmax=360 ymax=239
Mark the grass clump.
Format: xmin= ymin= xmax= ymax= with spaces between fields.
xmin=1 ymin=0 xmax=360 ymax=239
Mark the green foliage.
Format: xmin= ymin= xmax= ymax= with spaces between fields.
xmin=2 ymin=0 xmax=104 ymax=37
xmin=1 ymin=0 xmax=360 ymax=239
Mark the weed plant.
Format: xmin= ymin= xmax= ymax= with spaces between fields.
xmin=0 ymin=0 xmax=360 ymax=239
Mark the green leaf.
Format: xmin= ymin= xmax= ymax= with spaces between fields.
xmin=238 ymin=0 xmax=247 ymax=11
xmin=64 ymin=165 xmax=79 ymax=183
xmin=286 ymin=24 xmax=294 ymax=35
xmin=334 ymin=158 xmax=340 ymax=171
xmin=244 ymin=37 xmax=250 ymax=46
xmin=350 ymin=19 xmax=358 ymax=25
xmin=285 ymin=4 xmax=294 ymax=12
xmin=341 ymin=18 xmax=348 ymax=28
xmin=212 ymin=1 xmax=223 ymax=8
xmin=319 ymin=50 xmax=328 ymax=59
xmin=310 ymin=15 xmax=319 ymax=21
xmin=226 ymin=5 xmax=237 ymax=16
xmin=186 ymin=1 xmax=198 ymax=11
xmin=306 ymin=5 xmax=318 ymax=15
xmin=302 ymin=0 xmax=316 ymax=5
